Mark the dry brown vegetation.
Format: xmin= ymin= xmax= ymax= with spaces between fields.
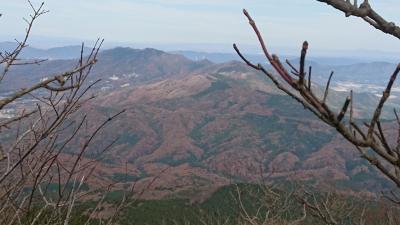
xmin=3 ymin=0 xmax=400 ymax=224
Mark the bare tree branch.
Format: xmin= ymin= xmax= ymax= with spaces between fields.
xmin=235 ymin=8 xmax=400 ymax=191
xmin=317 ymin=0 xmax=400 ymax=39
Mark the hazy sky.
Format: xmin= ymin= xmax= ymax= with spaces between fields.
xmin=1 ymin=0 xmax=400 ymax=54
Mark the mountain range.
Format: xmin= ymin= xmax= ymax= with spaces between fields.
xmin=3 ymin=42 xmax=398 ymax=90
xmin=1 ymin=46 xmax=398 ymax=200
xmin=0 ymin=41 xmax=93 ymax=60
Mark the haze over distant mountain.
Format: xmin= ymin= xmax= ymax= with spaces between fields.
xmin=0 ymin=41 xmax=93 ymax=59
xmin=172 ymin=50 xmax=372 ymax=65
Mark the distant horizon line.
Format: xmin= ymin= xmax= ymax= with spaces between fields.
xmin=1 ymin=33 xmax=400 ymax=55
xmin=1 ymin=39 xmax=400 ymax=62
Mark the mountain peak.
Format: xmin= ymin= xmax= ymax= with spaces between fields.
xmin=100 ymin=47 xmax=164 ymax=58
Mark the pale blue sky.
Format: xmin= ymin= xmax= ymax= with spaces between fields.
xmin=1 ymin=0 xmax=400 ymax=54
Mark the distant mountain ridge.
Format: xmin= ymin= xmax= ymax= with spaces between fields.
xmin=1 ymin=41 xmax=398 ymax=88
xmin=174 ymin=50 xmax=400 ymax=88
xmin=0 ymin=41 xmax=92 ymax=59
xmin=172 ymin=50 xmax=399 ymax=65
xmin=0 ymin=47 xmax=213 ymax=92
xmin=2 ymin=46 xmax=399 ymax=113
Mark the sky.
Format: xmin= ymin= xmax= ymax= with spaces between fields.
xmin=1 ymin=0 xmax=400 ymax=54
